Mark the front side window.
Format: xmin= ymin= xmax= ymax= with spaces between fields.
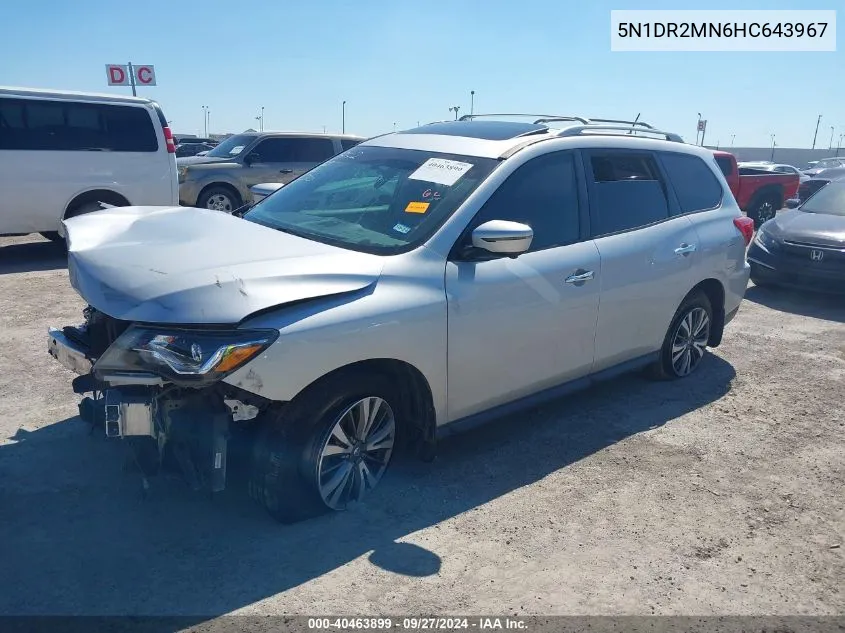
xmin=467 ymin=151 xmax=580 ymax=252
xmin=244 ymin=145 xmax=498 ymax=254
xmin=588 ymin=152 xmax=669 ymax=236
xmin=659 ymin=152 xmax=723 ymax=214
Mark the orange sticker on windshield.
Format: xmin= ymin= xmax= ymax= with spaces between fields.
xmin=405 ymin=201 xmax=430 ymax=214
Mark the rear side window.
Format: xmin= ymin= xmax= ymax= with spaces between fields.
xmin=588 ymin=152 xmax=669 ymax=236
xmin=659 ymin=152 xmax=723 ymax=214
xmin=0 ymin=97 xmax=158 ymax=152
xmin=470 ymin=151 xmax=580 ymax=252
xmin=341 ymin=138 xmax=361 ymax=151
xmin=252 ymin=137 xmax=336 ymax=162
xmin=714 ymin=156 xmax=733 ymax=178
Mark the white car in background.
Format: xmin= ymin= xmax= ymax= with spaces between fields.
xmin=738 ymin=161 xmax=810 ymax=183
xmin=0 ymin=86 xmax=179 ymax=241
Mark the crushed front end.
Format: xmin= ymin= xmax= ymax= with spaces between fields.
xmin=48 ymin=306 xmax=278 ymax=493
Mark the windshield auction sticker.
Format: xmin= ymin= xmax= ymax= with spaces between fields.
xmin=408 ymin=159 xmax=474 ymax=186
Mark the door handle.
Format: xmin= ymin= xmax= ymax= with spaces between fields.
xmin=674 ymin=243 xmax=697 ymax=256
xmin=279 ymin=169 xmax=294 ymax=174
xmin=565 ymin=270 xmax=594 ymax=284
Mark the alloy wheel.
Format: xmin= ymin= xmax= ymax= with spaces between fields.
xmin=206 ymin=193 xmax=233 ymax=212
xmin=316 ymin=396 xmax=396 ymax=510
xmin=671 ymin=307 xmax=710 ymax=377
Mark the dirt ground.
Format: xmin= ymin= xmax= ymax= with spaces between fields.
xmin=0 ymin=233 xmax=843 ymax=619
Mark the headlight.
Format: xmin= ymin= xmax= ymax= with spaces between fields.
xmin=753 ymin=227 xmax=778 ymax=252
xmin=94 ymin=326 xmax=278 ymax=386
xmin=178 ymin=166 xmax=189 ymax=183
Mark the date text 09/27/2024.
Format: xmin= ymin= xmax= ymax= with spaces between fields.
xmin=307 ymin=617 xmax=528 ymax=630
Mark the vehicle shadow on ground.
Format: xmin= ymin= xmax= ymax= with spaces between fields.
xmin=744 ymin=284 xmax=845 ymax=323
xmin=0 ymin=240 xmax=67 ymax=274
xmin=0 ymin=356 xmax=736 ymax=622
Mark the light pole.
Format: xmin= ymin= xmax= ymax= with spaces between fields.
xmin=202 ymin=105 xmax=209 ymax=137
xmin=393 ymin=122 xmax=397 ymax=132
xmin=837 ymin=134 xmax=844 ymax=157
xmin=770 ymin=134 xmax=776 ymax=162
xmin=449 ymin=105 xmax=460 ymax=120
xmin=730 ymin=134 xmax=736 ymax=148
xmin=470 ymin=90 xmax=475 ymax=115
xmin=695 ymin=113 xmax=702 ymax=145
xmin=829 ymin=125 xmax=835 ymax=150
xmin=342 ymin=100 xmax=346 ymax=134
xmin=812 ymin=114 xmax=822 ymax=149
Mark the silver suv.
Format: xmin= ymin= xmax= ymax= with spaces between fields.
xmin=177 ymin=131 xmax=365 ymax=211
xmin=48 ymin=115 xmax=753 ymax=523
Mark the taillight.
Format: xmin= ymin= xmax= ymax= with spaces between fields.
xmin=163 ymin=126 xmax=176 ymax=153
xmin=733 ymin=216 xmax=755 ymax=246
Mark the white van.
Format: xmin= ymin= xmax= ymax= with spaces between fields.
xmin=0 ymin=87 xmax=179 ymax=241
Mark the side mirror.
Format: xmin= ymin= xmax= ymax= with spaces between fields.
xmin=243 ymin=152 xmax=261 ymax=165
xmin=784 ymin=198 xmax=800 ymax=209
xmin=471 ymin=220 xmax=533 ymax=257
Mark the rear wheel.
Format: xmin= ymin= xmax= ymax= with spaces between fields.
xmin=750 ymin=195 xmax=780 ymax=228
xmin=650 ymin=291 xmax=713 ymax=380
xmin=250 ymin=371 xmax=399 ymax=523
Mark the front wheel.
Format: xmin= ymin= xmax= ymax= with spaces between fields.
xmin=197 ymin=186 xmax=241 ymax=213
xmin=250 ymin=372 xmax=399 ymax=523
xmin=651 ymin=291 xmax=713 ymax=380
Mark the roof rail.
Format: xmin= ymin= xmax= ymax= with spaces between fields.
xmin=554 ymin=124 xmax=684 ymax=143
xmin=458 ymin=113 xmax=589 ymax=124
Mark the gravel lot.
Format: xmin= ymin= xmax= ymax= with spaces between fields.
xmin=0 ymin=233 xmax=843 ymax=620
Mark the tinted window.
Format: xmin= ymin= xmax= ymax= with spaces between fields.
xmin=469 ymin=152 xmax=580 ymax=251
xmin=341 ymin=138 xmax=362 ymax=151
xmin=0 ymin=98 xmax=157 ymax=152
xmin=589 ymin=153 xmax=669 ymax=236
xmin=659 ymin=152 xmax=723 ymax=214
xmin=715 ymin=156 xmax=733 ymax=178
xmin=252 ymin=137 xmax=336 ymax=162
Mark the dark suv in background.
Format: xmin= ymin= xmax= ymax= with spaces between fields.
xmin=177 ymin=132 xmax=365 ymax=212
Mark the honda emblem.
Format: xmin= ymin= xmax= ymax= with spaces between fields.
xmin=810 ymin=249 xmax=824 ymax=262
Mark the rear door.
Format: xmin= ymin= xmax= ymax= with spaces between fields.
xmin=584 ymin=149 xmax=700 ymax=371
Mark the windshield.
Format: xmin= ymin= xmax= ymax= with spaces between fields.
xmin=243 ymin=145 xmax=498 ymax=254
xmin=205 ymin=134 xmax=255 ymax=158
xmin=801 ymin=181 xmax=845 ymax=216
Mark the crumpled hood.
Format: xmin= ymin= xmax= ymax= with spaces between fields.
xmin=770 ymin=209 xmax=845 ymax=247
xmin=64 ymin=206 xmax=383 ymax=324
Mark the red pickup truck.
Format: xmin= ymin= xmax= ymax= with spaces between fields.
xmin=712 ymin=151 xmax=800 ymax=228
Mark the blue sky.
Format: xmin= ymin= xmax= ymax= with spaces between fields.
xmin=1 ymin=0 xmax=841 ymax=148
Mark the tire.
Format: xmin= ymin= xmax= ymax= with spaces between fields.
xmin=650 ymin=291 xmax=713 ymax=381
xmin=197 ymin=186 xmax=241 ymax=213
xmin=250 ymin=371 xmax=400 ymax=524
xmin=749 ymin=194 xmax=780 ymax=229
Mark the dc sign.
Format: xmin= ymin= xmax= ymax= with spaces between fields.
xmin=106 ymin=63 xmax=157 ymax=95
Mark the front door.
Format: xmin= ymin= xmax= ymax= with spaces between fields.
xmin=445 ymin=150 xmax=601 ymax=421
xmin=243 ymin=137 xmax=337 ymax=190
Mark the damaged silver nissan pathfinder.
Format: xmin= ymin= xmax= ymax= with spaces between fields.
xmin=47 ymin=116 xmax=751 ymax=523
